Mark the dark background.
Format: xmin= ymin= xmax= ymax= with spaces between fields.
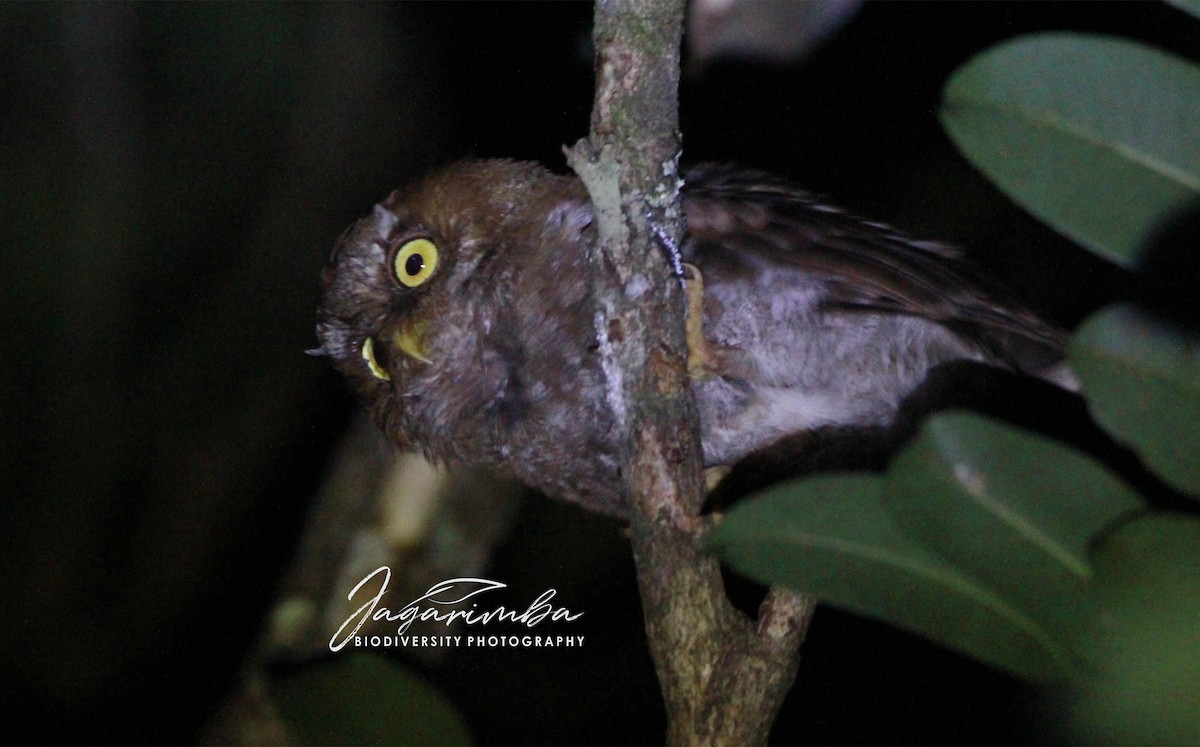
xmin=0 ymin=2 xmax=1192 ymax=744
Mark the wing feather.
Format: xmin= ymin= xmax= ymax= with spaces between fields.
xmin=681 ymin=164 xmax=1067 ymax=373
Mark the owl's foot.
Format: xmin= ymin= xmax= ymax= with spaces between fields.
xmin=683 ymin=263 xmax=719 ymax=380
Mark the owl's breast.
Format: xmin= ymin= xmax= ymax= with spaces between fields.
xmin=689 ymin=255 xmax=988 ymax=467
xmin=396 ymin=252 xmax=628 ymax=515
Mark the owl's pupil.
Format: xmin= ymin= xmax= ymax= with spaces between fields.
xmin=405 ymin=253 xmax=425 ymax=277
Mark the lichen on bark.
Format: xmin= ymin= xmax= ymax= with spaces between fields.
xmin=565 ymin=0 xmax=815 ymax=744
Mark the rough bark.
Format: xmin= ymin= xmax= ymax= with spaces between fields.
xmin=565 ymin=0 xmax=816 ymax=743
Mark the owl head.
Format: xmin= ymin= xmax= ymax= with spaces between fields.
xmin=313 ymin=159 xmax=602 ymax=476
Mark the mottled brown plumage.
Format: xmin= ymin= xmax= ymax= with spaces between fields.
xmin=315 ymin=159 xmax=1071 ymax=517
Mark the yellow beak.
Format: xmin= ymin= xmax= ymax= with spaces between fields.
xmin=393 ymin=319 xmax=432 ymax=363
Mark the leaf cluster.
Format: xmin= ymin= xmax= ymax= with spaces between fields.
xmin=709 ymin=15 xmax=1200 ymax=743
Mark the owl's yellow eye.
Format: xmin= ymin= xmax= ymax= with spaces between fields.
xmin=362 ymin=337 xmax=390 ymax=381
xmin=393 ymin=238 xmax=438 ymax=288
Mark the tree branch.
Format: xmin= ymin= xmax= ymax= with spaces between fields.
xmin=565 ymin=0 xmax=816 ymax=743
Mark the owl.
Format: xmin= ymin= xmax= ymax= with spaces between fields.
xmin=314 ymin=159 xmax=1072 ymax=517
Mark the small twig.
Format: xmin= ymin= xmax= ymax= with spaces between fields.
xmin=566 ymin=0 xmax=815 ymax=743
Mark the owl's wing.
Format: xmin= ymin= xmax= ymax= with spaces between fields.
xmin=680 ymin=163 xmax=1068 ymax=375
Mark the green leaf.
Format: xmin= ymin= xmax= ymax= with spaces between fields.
xmin=940 ymin=33 xmax=1200 ymax=268
xmin=706 ymin=474 xmax=1074 ymax=681
xmin=1069 ymin=304 xmax=1200 ymax=497
xmin=271 ymin=654 xmax=472 ymax=746
xmin=1073 ymin=514 xmax=1200 ymax=744
xmin=1164 ymin=0 xmax=1200 ymax=21
xmin=887 ymin=413 xmax=1144 ymax=644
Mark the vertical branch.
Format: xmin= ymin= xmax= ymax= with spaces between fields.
xmin=565 ymin=0 xmax=816 ymax=744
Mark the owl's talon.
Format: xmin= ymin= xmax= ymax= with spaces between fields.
xmin=683 ymin=263 xmax=718 ymax=380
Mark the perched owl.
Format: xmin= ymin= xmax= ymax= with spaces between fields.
xmin=314 ymin=159 xmax=1072 ymax=517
